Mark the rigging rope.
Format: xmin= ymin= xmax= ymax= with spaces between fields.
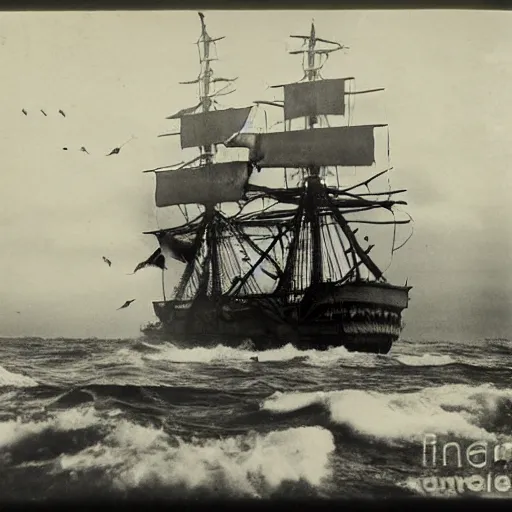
xmin=392 ymin=210 xmax=415 ymax=253
xmin=321 ymin=217 xmax=337 ymax=279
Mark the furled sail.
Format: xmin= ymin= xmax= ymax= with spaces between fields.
xmin=180 ymin=107 xmax=252 ymax=149
xmin=154 ymin=161 xmax=251 ymax=207
xmin=227 ymin=125 xmax=384 ymax=168
xmin=280 ymin=78 xmax=348 ymax=120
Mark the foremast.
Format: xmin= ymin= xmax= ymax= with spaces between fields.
xmin=146 ymin=12 xmax=254 ymax=304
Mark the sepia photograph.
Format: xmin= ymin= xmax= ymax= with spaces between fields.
xmin=0 ymin=6 xmax=511 ymax=503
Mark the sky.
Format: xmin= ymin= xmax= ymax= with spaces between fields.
xmin=0 ymin=9 xmax=511 ymax=342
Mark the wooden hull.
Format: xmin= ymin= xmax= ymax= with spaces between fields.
xmin=143 ymin=282 xmax=411 ymax=355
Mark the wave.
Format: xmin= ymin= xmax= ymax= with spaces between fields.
xmin=0 ymin=401 xmax=335 ymax=497
xmin=0 ymin=365 xmax=38 ymax=388
xmin=261 ymin=383 xmax=512 ymax=445
xmin=57 ymin=422 xmax=335 ymax=497
xmin=395 ymin=354 xmax=456 ymax=367
xmin=0 ymin=405 xmax=99 ymax=449
xmin=138 ymin=341 xmax=382 ymax=367
xmin=130 ymin=341 xmax=496 ymax=370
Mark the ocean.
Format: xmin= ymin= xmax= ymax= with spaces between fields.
xmin=0 ymin=336 xmax=511 ymax=502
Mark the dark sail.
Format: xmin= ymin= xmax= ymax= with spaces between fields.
xmin=281 ymin=78 xmax=347 ymax=120
xmin=226 ymin=125 xmax=382 ymax=168
xmin=154 ymin=161 xmax=251 ymax=207
xmin=180 ymin=107 xmax=252 ymax=149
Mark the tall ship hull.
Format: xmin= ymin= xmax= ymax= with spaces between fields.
xmin=146 ymin=281 xmax=409 ymax=354
xmin=135 ymin=13 xmax=414 ymax=355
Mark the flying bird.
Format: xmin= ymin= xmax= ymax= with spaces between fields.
xmin=62 ymin=147 xmax=68 ymax=151
xmin=22 ymin=109 xmax=27 ymax=116
xmin=40 ymin=109 xmax=47 ymax=117
xmin=106 ymin=147 xmax=120 ymax=156
xmin=80 ymin=146 xmax=89 ymax=154
xmin=102 ymin=256 xmax=112 ymax=267
xmin=106 ymin=136 xmax=135 ymax=156
xmin=117 ymin=299 xmax=136 ymax=310
xmin=363 ymin=236 xmax=369 ymax=242
xmin=59 ymin=109 xmax=66 ymax=117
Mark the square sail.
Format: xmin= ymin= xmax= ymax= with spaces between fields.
xmin=155 ymin=161 xmax=251 ymax=207
xmin=283 ymin=78 xmax=346 ymax=120
xmin=254 ymin=125 xmax=381 ymax=168
xmin=180 ymin=107 xmax=252 ymax=149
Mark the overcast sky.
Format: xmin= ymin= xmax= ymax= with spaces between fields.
xmin=0 ymin=9 xmax=511 ymax=342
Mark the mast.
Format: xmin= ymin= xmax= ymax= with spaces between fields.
xmin=147 ymin=12 xmax=255 ymax=303
xmin=304 ymin=22 xmax=323 ymax=288
xmin=224 ymin=21 xmax=410 ymax=298
xmin=198 ymin=12 xmax=213 ymax=165
xmin=197 ymin=12 xmax=221 ymax=297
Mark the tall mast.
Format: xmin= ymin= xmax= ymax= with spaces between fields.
xmin=223 ymin=21 xmax=408 ymax=298
xmin=198 ymin=12 xmax=213 ymax=165
xmin=148 ymin=12 xmax=255 ymax=304
xmin=198 ymin=12 xmax=220 ymax=296
xmin=305 ymin=21 xmax=323 ymax=287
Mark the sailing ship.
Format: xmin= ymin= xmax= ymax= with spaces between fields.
xmin=139 ymin=12 xmax=413 ymax=354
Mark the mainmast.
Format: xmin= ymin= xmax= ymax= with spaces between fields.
xmin=304 ymin=22 xmax=323 ymax=287
xmin=287 ymin=21 xmax=345 ymax=291
xmin=224 ymin=21 xmax=409 ymax=298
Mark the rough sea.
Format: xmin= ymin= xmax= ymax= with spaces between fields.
xmin=1 ymin=336 xmax=511 ymax=503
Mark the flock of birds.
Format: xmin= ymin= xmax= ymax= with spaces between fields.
xmin=19 ymin=107 xmax=140 ymax=313
xmin=21 ymin=108 xmax=64 ymax=117
xmin=21 ymin=108 xmax=135 ymax=156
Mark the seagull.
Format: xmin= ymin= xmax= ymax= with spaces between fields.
xmin=106 ymin=136 xmax=135 ymax=156
xmin=80 ymin=146 xmax=89 ymax=154
xmin=102 ymin=256 xmax=112 ymax=267
xmin=58 ymin=109 xmax=66 ymax=117
xmin=40 ymin=109 xmax=47 ymax=117
xmin=117 ymin=299 xmax=136 ymax=310
xmin=22 ymin=109 xmax=27 ymax=116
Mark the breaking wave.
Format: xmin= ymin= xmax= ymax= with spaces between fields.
xmin=141 ymin=342 xmax=352 ymax=365
xmin=0 ymin=405 xmax=98 ymax=449
xmin=0 ymin=403 xmax=335 ymax=498
xmin=129 ymin=341 xmax=505 ymax=370
xmin=58 ymin=423 xmax=335 ymax=497
xmin=261 ymin=383 xmax=512 ymax=445
xmin=0 ymin=365 xmax=38 ymax=388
